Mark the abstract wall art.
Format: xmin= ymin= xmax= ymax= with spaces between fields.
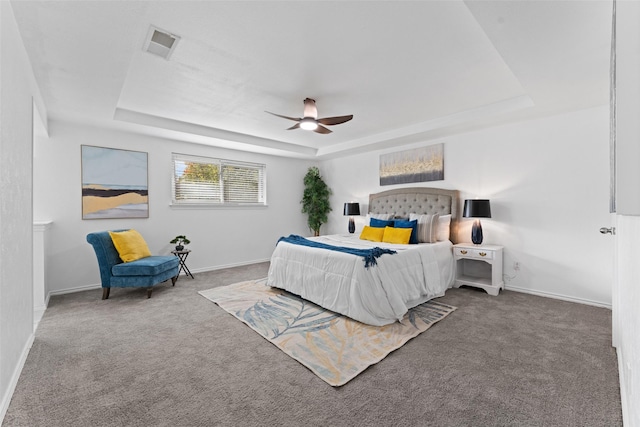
xmin=379 ymin=143 xmax=444 ymax=186
xmin=81 ymin=145 xmax=149 ymax=219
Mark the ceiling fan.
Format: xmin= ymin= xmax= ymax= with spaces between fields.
xmin=266 ymin=98 xmax=353 ymax=134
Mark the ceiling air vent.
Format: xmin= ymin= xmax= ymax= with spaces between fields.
xmin=143 ymin=26 xmax=180 ymax=60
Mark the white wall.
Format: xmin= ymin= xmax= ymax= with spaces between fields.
xmin=0 ymin=1 xmax=41 ymax=421
xmin=615 ymin=217 xmax=640 ymax=426
xmin=613 ymin=1 xmax=640 ymax=425
xmin=320 ymin=105 xmax=612 ymax=307
xmin=33 ymin=120 xmax=316 ymax=294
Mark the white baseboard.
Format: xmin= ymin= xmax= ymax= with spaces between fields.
xmin=33 ymin=306 xmax=46 ymax=331
xmin=188 ymin=258 xmax=270 ymax=274
xmin=46 ymin=259 xmax=271 ymax=295
xmin=48 ymin=283 xmax=101 ymax=298
xmin=617 ymin=349 xmax=630 ymax=427
xmin=0 ymin=332 xmax=35 ymax=425
xmin=33 ymin=293 xmax=50 ymax=332
xmin=505 ymin=285 xmax=611 ymax=309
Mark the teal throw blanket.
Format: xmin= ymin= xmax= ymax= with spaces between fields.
xmin=277 ymin=234 xmax=397 ymax=268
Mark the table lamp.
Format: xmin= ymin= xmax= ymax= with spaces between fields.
xmin=343 ymin=202 xmax=360 ymax=233
xmin=463 ymin=199 xmax=491 ymax=245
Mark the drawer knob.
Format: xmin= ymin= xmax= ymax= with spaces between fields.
xmin=479 ymin=252 xmax=487 ymax=257
xmin=460 ymin=250 xmax=467 ymax=255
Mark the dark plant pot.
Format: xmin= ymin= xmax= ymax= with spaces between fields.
xmin=175 ymin=245 xmax=184 ymax=251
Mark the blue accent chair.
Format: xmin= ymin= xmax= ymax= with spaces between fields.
xmin=87 ymin=230 xmax=180 ymax=299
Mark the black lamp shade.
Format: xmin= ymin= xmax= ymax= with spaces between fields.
xmin=463 ymin=199 xmax=491 ymax=218
xmin=343 ymin=203 xmax=361 ymax=216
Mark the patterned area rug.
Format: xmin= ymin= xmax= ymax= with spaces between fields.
xmin=199 ymin=279 xmax=456 ymax=386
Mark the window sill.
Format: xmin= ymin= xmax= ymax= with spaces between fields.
xmin=170 ymin=203 xmax=268 ymax=210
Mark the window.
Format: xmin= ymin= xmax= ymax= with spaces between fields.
xmin=172 ymin=153 xmax=266 ymax=206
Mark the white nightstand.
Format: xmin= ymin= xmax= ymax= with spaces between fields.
xmin=453 ymin=243 xmax=504 ymax=296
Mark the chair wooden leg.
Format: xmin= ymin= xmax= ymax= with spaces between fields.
xmin=102 ymin=288 xmax=110 ymax=300
xmin=147 ymin=288 xmax=153 ymax=298
xmin=171 ymin=275 xmax=178 ymax=286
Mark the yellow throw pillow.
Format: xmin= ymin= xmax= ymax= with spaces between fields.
xmin=109 ymin=229 xmax=152 ymax=262
xmin=382 ymin=226 xmax=412 ymax=245
xmin=360 ymin=225 xmax=385 ymax=242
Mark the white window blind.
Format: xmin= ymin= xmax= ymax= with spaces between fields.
xmin=172 ymin=153 xmax=266 ymax=206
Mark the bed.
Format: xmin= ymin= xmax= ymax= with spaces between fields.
xmin=267 ymin=187 xmax=460 ymax=326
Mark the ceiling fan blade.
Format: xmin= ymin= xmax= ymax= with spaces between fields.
xmin=265 ymin=111 xmax=301 ymax=122
xmin=317 ymin=115 xmax=354 ymax=126
xmin=286 ymin=123 xmax=301 ymax=130
xmin=314 ymin=125 xmax=332 ymax=134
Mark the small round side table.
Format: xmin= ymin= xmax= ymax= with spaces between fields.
xmin=171 ymin=249 xmax=194 ymax=280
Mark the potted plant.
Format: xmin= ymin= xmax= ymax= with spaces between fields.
xmin=301 ymin=166 xmax=332 ymax=236
xmin=170 ymin=235 xmax=191 ymax=251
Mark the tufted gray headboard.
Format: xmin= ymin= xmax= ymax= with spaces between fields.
xmin=368 ymin=187 xmax=460 ymax=243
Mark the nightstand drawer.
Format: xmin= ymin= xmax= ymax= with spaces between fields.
xmin=454 ymin=247 xmax=494 ymax=260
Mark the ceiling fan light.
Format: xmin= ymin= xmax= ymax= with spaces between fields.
xmin=300 ymin=118 xmax=318 ymax=130
xmin=303 ymin=98 xmax=318 ymax=119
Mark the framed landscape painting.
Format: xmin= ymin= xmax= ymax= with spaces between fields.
xmin=81 ymin=145 xmax=149 ymax=219
xmin=379 ymin=143 xmax=444 ymax=186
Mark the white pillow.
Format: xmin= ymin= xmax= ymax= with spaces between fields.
xmin=365 ymin=213 xmax=394 ymax=223
xmin=409 ymin=213 xmax=439 ymax=243
xmin=437 ymin=214 xmax=451 ymax=241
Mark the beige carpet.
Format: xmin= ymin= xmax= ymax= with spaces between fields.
xmin=2 ymin=263 xmax=623 ymax=426
xmin=199 ymin=279 xmax=456 ymax=386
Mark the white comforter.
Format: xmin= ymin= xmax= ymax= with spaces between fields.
xmin=266 ymin=234 xmax=455 ymax=326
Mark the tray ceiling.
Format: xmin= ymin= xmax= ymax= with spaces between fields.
xmin=11 ymin=1 xmax=612 ymax=158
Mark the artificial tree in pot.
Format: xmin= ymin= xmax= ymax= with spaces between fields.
xmin=170 ymin=235 xmax=190 ymax=251
xmin=301 ymin=166 xmax=332 ymax=236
